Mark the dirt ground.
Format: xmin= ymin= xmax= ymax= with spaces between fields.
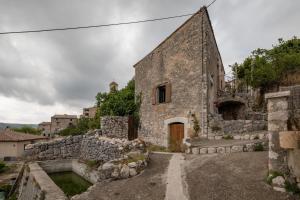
xmin=184 ymin=152 xmax=299 ymax=200
xmin=74 ymin=153 xmax=172 ymax=200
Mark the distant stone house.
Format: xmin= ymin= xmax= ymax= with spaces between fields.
xmin=50 ymin=114 xmax=78 ymax=133
xmin=134 ymin=7 xmax=225 ymax=148
xmin=38 ymin=122 xmax=51 ymax=137
xmin=82 ymin=106 xmax=97 ymax=119
xmin=0 ymin=129 xmax=48 ymax=160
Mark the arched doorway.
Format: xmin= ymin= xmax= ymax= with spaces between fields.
xmin=169 ymin=122 xmax=184 ymax=152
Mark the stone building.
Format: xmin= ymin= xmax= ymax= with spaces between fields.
xmin=37 ymin=122 xmax=51 ymax=137
xmin=134 ymin=6 xmax=225 ymax=148
xmin=82 ymin=106 xmax=97 ymax=119
xmin=50 ymin=114 xmax=78 ymax=133
xmin=0 ymin=129 xmax=47 ymax=160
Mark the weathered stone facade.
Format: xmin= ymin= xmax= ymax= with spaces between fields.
xmin=100 ymin=116 xmax=129 ymax=139
xmin=50 ymin=114 xmax=78 ymax=133
xmin=135 ymin=7 xmax=224 ymax=147
xmin=38 ymin=122 xmax=52 ymax=137
xmin=82 ymin=106 xmax=97 ymax=119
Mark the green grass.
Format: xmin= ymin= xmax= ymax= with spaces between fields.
xmin=0 ymin=162 xmax=8 ymax=173
xmin=126 ymin=154 xmax=145 ymax=163
xmin=266 ymin=171 xmax=283 ymax=185
xmin=85 ymin=160 xmax=100 ymax=169
xmin=147 ymin=144 xmax=168 ymax=152
xmin=49 ymin=172 xmax=92 ymax=197
xmin=254 ymin=143 xmax=264 ymax=151
xmin=222 ymin=135 xmax=233 ymax=140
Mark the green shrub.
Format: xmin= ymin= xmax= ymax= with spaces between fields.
xmin=192 ymin=114 xmax=200 ymax=137
xmin=254 ymin=143 xmax=264 ymax=151
xmin=147 ymin=144 xmax=168 ymax=152
xmin=266 ymin=171 xmax=283 ymax=185
xmin=285 ymin=181 xmax=300 ymax=194
xmin=85 ymin=160 xmax=100 ymax=169
xmin=0 ymin=162 xmax=7 ymax=173
xmin=13 ymin=126 xmax=41 ymax=135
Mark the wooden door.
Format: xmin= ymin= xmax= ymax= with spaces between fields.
xmin=169 ymin=123 xmax=184 ymax=152
xmin=128 ymin=116 xmax=138 ymax=140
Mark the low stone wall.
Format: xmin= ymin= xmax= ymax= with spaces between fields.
xmin=25 ymin=135 xmax=146 ymax=163
xmin=208 ymin=114 xmax=267 ymax=139
xmin=187 ymin=140 xmax=268 ymax=155
xmin=18 ymin=163 xmax=67 ymax=200
xmin=25 ymin=135 xmax=83 ymax=160
xmin=223 ymin=120 xmax=267 ymax=135
xmin=100 ymin=116 xmax=128 ymax=139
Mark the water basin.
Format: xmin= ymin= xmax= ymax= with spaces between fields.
xmin=49 ymin=171 xmax=92 ymax=197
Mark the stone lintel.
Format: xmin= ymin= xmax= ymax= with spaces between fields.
xmin=265 ymin=91 xmax=290 ymax=99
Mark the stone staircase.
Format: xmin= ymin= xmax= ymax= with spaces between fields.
xmin=185 ymin=137 xmax=268 ymax=155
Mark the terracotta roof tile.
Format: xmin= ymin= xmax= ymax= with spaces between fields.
xmin=0 ymin=129 xmax=48 ymax=142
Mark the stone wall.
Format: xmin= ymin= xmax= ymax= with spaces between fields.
xmin=100 ymin=116 xmax=128 ymax=139
xmin=25 ymin=135 xmax=83 ymax=160
xmin=25 ymin=134 xmax=145 ymax=163
xmin=18 ymin=163 xmax=67 ymax=200
xmin=222 ymin=120 xmax=267 ymax=135
xmin=280 ymin=85 xmax=300 ymax=130
xmin=208 ymin=114 xmax=267 ymax=139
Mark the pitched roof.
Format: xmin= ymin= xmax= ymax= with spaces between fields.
xmin=133 ymin=7 xmax=206 ymax=68
xmin=0 ymin=129 xmax=48 ymax=142
xmin=133 ymin=6 xmax=224 ymax=72
xmin=52 ymin=114 xmax=77 ymax=119
xmin=38 ymin=122 xmax=51 ymax=125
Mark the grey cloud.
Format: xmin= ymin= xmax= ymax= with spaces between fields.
xmin=0 ymin=0 xmax=299 ymax=119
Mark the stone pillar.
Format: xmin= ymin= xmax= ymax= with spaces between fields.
xmin=265 ymin=91 xmax=290 ymax=174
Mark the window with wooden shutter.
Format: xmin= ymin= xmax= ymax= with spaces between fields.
xmin=165 ymin=82 xmax=172 ymax=103
xmin=152 ymin=87 xmax=157 ymax=105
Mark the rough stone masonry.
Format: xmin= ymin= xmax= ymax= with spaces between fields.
xmin=25 ymin=133 xmax=144 ymax=163
xmin=135 ymin=6 xmax=225 ymax=147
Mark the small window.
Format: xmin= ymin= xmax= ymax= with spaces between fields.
xmin=158 ymin=85 xmax=166 ymax=103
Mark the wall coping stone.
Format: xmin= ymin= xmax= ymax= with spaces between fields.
xmin=265 ymin=91 xmax=290 ymax=99
xmin=28 ymin=163 xmax=67 ymax=200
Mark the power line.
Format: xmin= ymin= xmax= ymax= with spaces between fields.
xmin=0 ymin=13 xmax=194 ymax=35
xmin=0 ymin=0 xmax=217 ymax=35
xmin=207 ymin=0 xmax=217 ymax=8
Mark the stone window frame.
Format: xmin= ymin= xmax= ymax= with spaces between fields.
xmin=152 ymin=82 xmax=172 ymax=105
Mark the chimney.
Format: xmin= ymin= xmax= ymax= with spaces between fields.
xmin=109 ymin=81 xmax=118 ymax=93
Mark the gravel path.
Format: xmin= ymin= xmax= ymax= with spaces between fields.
xmin=165 ymin=153 xmax=189 ymax=200
xmin=73 ymin=153 xmax=172 ymax=200
xmin=184 ymin=152 xmax=299 ymax=200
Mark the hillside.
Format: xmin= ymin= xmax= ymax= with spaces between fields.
xmin=0 ymin=122 xmax=37 ymax=130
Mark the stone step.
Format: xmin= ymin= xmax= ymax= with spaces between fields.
xmin=185 ymin=139 xmax=268 ymax=155
xmin=198 ymin=131 xmax=269 ymax=140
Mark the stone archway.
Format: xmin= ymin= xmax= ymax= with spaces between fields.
xmin=218 ymin=101 xmax=246 ymax=120
xmin=163 ymin=117 xmax=190 ymax=148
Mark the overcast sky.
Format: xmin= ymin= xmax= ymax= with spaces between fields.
xmin=0 ymin=0 xmax=299 ymax=124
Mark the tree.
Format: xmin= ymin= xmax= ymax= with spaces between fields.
xmin=96 ymin=79 xmax=139 ymax=117
xmin=234 ymin=37 xmax=300 ymax=90
xmin=13 ymin=126 xmax=41 ymax=135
